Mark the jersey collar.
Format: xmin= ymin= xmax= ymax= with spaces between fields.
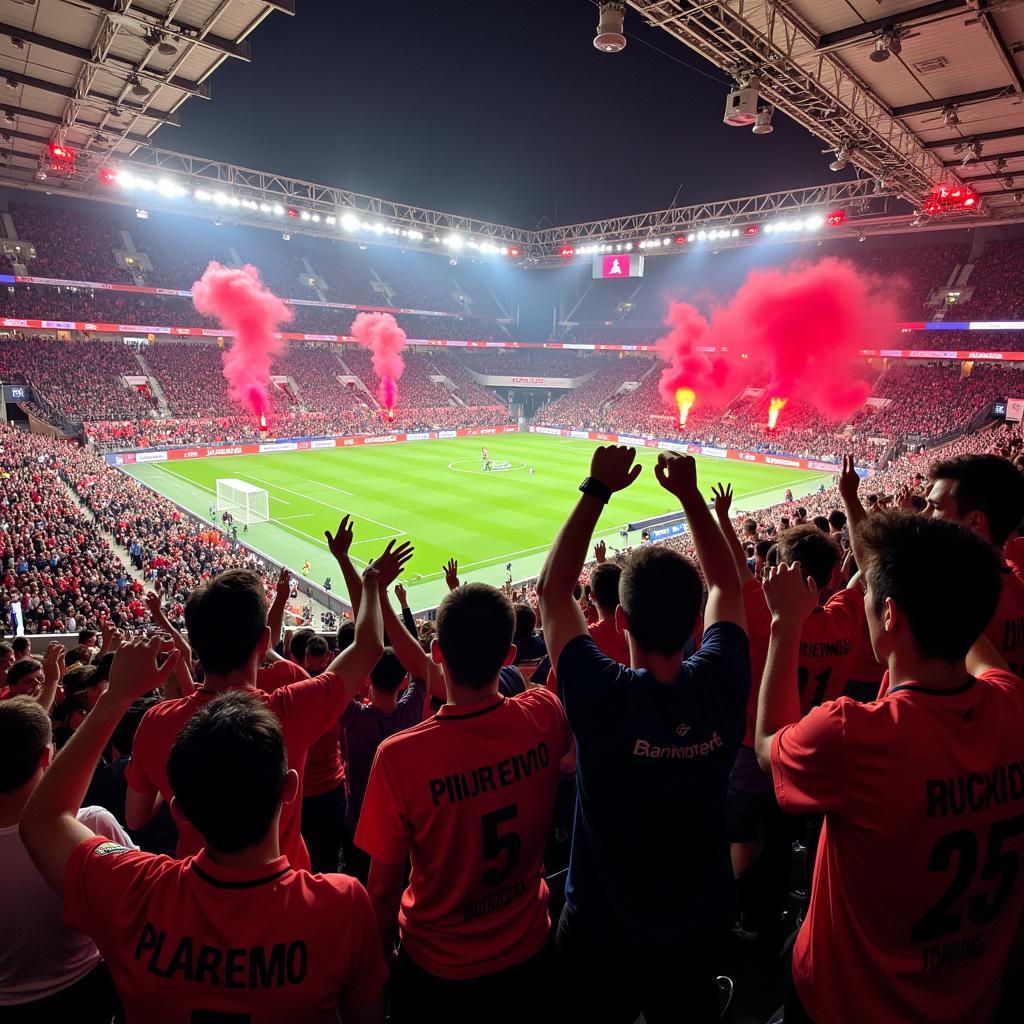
xmin=189 ymin=850 xmax=293 ymax=889
xmin=436 ymin=693 xmax=505 ymax=721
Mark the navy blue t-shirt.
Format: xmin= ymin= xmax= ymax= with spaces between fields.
xmin=558 ymin=621 xmax=749 ymax=950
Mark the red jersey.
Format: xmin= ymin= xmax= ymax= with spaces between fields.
xmin=772 ymin=670 xmax=1024 ymax=1024
xmin=258 ymin=661 xmax=345 ymax=798
xmin=987 ymin=538 xmax=1024 ymax=677
xmin=126 ymin=674 xmax=352 ymax=870
xmin=64 ymin=836 xmax=386 ymax=1023
xmin=355 ymin=687 xmax=571 ymax=980
xmin=588 ymin=616 xmax=629 ymax=665
xmin=742 ymin=578 xmax=863 ymax=745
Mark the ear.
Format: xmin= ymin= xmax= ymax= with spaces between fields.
xmin=963 ymin=509 xmax=991 ymax=542
xmin=430 ymin=637 xmax=443 ymax=666
xmin=614 ymin=605 xmax=628 ymax=636
xmin=168 ymin=795 xmax=187 ymax=828
xmin=502 ymin=643 xmax=517 ymax=668
xmin=281 ymin=768 xmax=299 ymax=806
xmin=38 ymin=743 xmax=54 ymax=771
xmin=255 ymin=625 xmax=271 ymax=660
xmin=884 ymin=596 xmax=899 ymax=635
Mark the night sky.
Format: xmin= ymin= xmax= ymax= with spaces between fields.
xmin=170 ymin=0 xmax=846 ymax=228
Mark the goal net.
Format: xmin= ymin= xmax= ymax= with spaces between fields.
xmin=216 ymin=478 xmax=270 ymax=526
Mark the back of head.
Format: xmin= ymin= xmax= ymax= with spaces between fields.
xmin=12 ymin=637 xmax=29 ymax=657
xmin=61 ymin=663 xmax=96 ymax=696
xmin=436 ymin=582 xmax=514 ymax=689
xmin=929 ymin=453 xmax=1024 ymax=546
xmin=370 ymin=648 xmax=407 ymax=694
xmin=812 ymin=515 xmax=830 ymax=534
xmin=513 ymin=604 xmax=536 ymax=648
xmin=185 ymin=569 xmax=267 ymax=676
xmin=0 ymin=696 xmax=51 ymax=794
xmin=619 ymin=546 xmax=702 ymax=656
xmin=78 ymin=628 xmax=97 ymax=647
xmin=590 ymin=562 xmax=622 ymax=615
xmin=111 ymin=697 xmax=160 ymax=759
xmin=858 ymin=512 xmax=1001 ymax=663
xmin=288 ymin=627 xmax=316 ymax=663
xmin=64 ymin=645 xmax=94 ymax=669
xmin=336 ymin=620 xmax=356 ymax=652
xmin=828 ymin=509 xmax=847 ymax=532
xmin=777 ymin=525 xmax=840 ymax=590
xmin=755 ymin=539 xmax=772 ymax=560
xmin=166 ymin=690 xmax=286 ymax=854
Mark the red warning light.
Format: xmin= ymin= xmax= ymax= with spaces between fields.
xmin=47 ymin=143 xmax=76 ymax=172
xmin=928 ymin=183 xmax=979 ymax=214
xmin=507 ymin=245 xmax=522 ymax=258
xmin=675 ymin=234 xmax=688 ymax=245
xmin=98 ymin=167 xmax=118 ymax=186
xmin=743 ymin=224 xmax=760 ymax=236
xmin=286 ymin=207 xmax=299 ymax=218
xmin=559 ymin=245 xmax=576 ymax=260
xmin=826 ymin=210 xmax=846 ymax=227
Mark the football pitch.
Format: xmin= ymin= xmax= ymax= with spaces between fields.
xmin=122 ymin=434 xmax=834 ymax=610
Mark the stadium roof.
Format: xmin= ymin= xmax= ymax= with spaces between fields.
xmin=627 ymin=0 xmax=1024 ymax=211
xmin=0 ymin=0 xmax=291 ymax=179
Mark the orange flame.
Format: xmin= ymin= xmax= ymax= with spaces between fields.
xmin=676 ymin=387 xmax=696 ymax=428
xmin=767 ymin=396 xmax=787 ymax=430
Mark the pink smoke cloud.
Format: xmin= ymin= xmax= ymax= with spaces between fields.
xmin=708 ymin=257 xmax=900 ymax=419
xmin=351 ymin=311 xmax=408 ymax=411
xmin=655 ymin=257 xmax=901 ymax=422
xmin=656 ymin=301 xmax=733 ymax=410
xmin=191 ymin=262 xmax=292 ymax=418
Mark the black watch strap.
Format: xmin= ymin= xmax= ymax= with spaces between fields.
xmin=579 ymin=477 xmax=613 ymax=504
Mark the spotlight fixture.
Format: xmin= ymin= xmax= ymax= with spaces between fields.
xmin=829 ymin=146 xmax=850 ymax=172
xmin=281 ymin=232 xmax=290 ymax=241
xmin=1 ymin=110 xmax=12 ymax=125
xmin=752 ymin=107 xmax=774 ymax=135
xmin=857 ymin=234 xmax=867 ymax=242
xmin=724 ymin=74 xmax=760 ymax=127
xmin=942 ymin=105 xmax=960 ymax=128
xmin=870 ymin=29 xmax=902 ymax=63
xmin=3 ymin=77 xmax=17 ymax=92
xmin=1005 ymin=175 xmax=1016 ymax=188
xmin=594 ymin=2 xmax=627 ymax=53
xmin=961 ymin=140 xmax=982 ymax=166
xmin=127 ymin=74 xmax=150 ymax=98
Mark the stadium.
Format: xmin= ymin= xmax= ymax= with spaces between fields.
xmin=2 ymin=1 xmax=1024 ymax=1022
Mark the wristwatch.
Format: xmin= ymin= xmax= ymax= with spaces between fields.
xmin=579 ymin=477 xmax=613 ymax=504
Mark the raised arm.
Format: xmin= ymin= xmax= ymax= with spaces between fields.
xmin=22 ymin=638 xmax=180 ymax=893
xmin=839 ymin=455 xmax=868 ymax=568
xmin=38 ymin=641 xmax=65 ymax=714
xmin=537 ymin=445 xmax=642 ymax=671
xmin=655 ymin=453 xmax=745 ymax=629
xmin=266 ymin=566 xmax=291 ymax=651
xmin=380 ymin=583 xmax=444 ymax=697
xmin=711 ymin=482 xmax=752 ymax=578
xmin=755 ymin=562 xmax=818 ymax=770
xmin=327 ymin=541 xmax=412 ymax=694
xmin=325 ymin=515 xmax=362 ymax=615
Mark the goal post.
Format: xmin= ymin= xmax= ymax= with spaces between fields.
xmin=216 ymin=478 xmax=270 ymax=525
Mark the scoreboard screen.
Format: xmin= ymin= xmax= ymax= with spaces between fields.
xmin=592 ymin=253 xmax=645 ymax=280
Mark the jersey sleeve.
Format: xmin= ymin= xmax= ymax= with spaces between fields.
xmin=398 ymin=678 xmax=427 ymax=720
xmin=63 ymin=834 xmax=163 ymax=949
xmin=269 ymin=669 xmax=350 ymax=748
xmin=354 ymin=745 xmax=413 ymax=865
xmin=516 ymin=683 xmax=572 ymax=759
xmin=824 ymin=586 xmax=866 ymax=636
xmin=770 ymin=699 xmax=848 ymax=814
xmin=336 ymin=879 xmax=389 ymax=1014
xmin=557 ymin=633 xmax=633 ymax=736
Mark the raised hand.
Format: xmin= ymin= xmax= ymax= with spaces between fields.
xmin=711 ymin=481 xmax=733 ymax=518
xmin=444 ymin=558 xmax=460 ymax=591
xmin=325 ymin=515 xmax=355 ymax=562
xmin=107 ymin=635 xmax=181 ymax=703
xmin=366 ymin=540 xmax=414 ymax=589
xmin=42 ymin=641 xmax=65 ymax=687
xmin=395 ymin=582 xmax=409 ymax=608
xmin=593 ymin=540 xmax=607 ymax=564
xmin=763 ymin=562 xmax=819 ymax=624
xmin=839 ymin=455 xmax=861 ymax=506
xmin=654 ymin=451 xmax=699 ymax=503
xmin=275 ymin=565 xmax=290 ymax=601
xmin=590 ymin=445 xmax=642 ymax=493
xmin=143 ymin=588 xmax=163 ymax=622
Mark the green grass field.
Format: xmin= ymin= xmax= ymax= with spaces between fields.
xmin=123 ymin=433 xmax=832 ymax=610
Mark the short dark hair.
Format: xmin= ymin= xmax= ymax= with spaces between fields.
xmin=370 ymin=648 xmax=406 ymax=694
xmin=777 ymin=525 xmax=840 ymax=590
xmin=64 ymin=646 xmax=93 ymax=669
xmin=304 ymin=636 xmax=329 ymax=661
xmin=795 ymin=507 xmax=808 ymax=519
xmin=436 ymin=583 xmax=514 ymax=689
xmin=0 ymin=697 xmax=51 ymax=792
xmin=619 ymin=546 xmax=702 ymax=656
xmin=828 ymin=510 xmax=847 ymax=531
xmin=61 ymin=664 xmax=95 ymax=696
xmin=167 ymin=691 xmax=286 ymax=854
xmin=930 ymin=454 xmax=1024 ymax=546
xmin=812 ymin=515 xmax=830 ymax=534
xmin=78 ymin=628 xmax=97 ymax=645
xmin=755 ymin=539 xmax=772 ymax=559
xmin=858 ymin=512 xmax=1001 ymax=663
xmin=0 ymin=642 xmax=12 ymax=660
xmin=185 ymin=570 xmax=267 ymax=676
xmin=336 ymin=620 xmax=356 ymax=651
xmin=288 ymin=627 xmax=316 ymax=663
xmin=111 ymin=697 xmax=159 ymax=758
xmin=590 ymin=562 xmax=622 ymax=614
xmin=742 ymin=519 xmax=757 ymax=537
xmin=513 ymin=604 xmax=536 ymax=647
xmin=11 ymin=637 xmax=29 ymax=656
xmin=6 ymin=658 xmax=42 ymax=690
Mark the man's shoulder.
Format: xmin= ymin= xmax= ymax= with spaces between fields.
xmin=376 ymin=713 xmax=439 ymax=757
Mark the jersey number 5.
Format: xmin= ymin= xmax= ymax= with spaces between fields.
xmin=481 ymin=803 xmax=521 ymax=887
xmin=912 ymin=813 xmax=1024 ymax=943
